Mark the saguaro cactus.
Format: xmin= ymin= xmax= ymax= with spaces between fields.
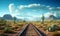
xmin=14 ymin=17 xmax=16 ymax=24
xmin=41 ymin=15 xmax=44 ymax=24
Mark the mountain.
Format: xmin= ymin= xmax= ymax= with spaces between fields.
xmin=48 ymin=15 xmax=60 ymax=20
xmin=3 ymin=14 xmax=13 ymax=20
xmin=49 ymin=15 xmax=57 ymax=20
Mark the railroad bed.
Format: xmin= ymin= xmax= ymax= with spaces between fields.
xmin=18 ymin=24 xmax=46 ymax=36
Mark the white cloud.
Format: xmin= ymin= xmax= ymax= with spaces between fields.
xmin=9 ymin=3 xmax=20 ymax=17
xmin=18 ymin=4 xmax=52 ymax=10
xmin=44 ymin=12 xmax=56 ymax=17
xmin=18 ymin=5 xmax=24 ymax=9
xmin=15 ymin=9 xmax=19 ymax=12
xmin=48 ymin=7 xmax=60 ymax=11
xmin=49 ymin=7 xmax=53 ymax=10
xmin=9 ymin=3 xmax=15 ymax=12
xmin=28 ymin=4 xmax=40 ymax=7
xmin=8 ymin=3 xmax=60 ymax=21
xmin=46 ymin=6 xmax=50 ymax=8
xmin=18 ymin=4 xmax=40 ymax=9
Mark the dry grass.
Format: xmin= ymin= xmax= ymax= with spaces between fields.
xmin=0 ymin=20 xmax=60 ymax=36
xmin=0 ymin=20 xmax=28 ymax=36
xmin=32 ymin=20 xmax=60 ymax=36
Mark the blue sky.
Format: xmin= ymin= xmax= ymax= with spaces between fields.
xmin=0 ymin=0 xmax=60 ymax=21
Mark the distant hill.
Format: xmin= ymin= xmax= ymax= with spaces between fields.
xmin=49 ymin=15 xmax=60 ymax=20
xmin=3 ymin=14 xmax=13 ymax=20
xmin=49 ymin=15 xmax=57 ymax=19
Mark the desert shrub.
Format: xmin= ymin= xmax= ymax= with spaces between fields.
xmin=47 ymin=24 xmax=59 ymax=32
xmin=4 ymin=27 xmax=15 ymax=33
xmin=4 ymin=27 xmax=12 ymax=33
xmin=4 ymin=24 xmax=14 ymax=33
xmin=13 ymin=17 xmax=17 ymax=24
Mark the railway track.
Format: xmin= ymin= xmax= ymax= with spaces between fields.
xmin=18 ymin=24 xmax=46 ymax=36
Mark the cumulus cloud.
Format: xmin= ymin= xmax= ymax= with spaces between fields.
xmin=9 ymin=3 xmax=15 ymax=12
xmin=44 ymin=12 xmax=56 ymax=18
xmin=9 ymin=3 xmax=60 ymax=13
xmin=49 ymin=7 xmax=53 ymax=10
xmin=9 ymin=3 xmax=20 ymax=17
xmin=18 ymin=4 xmax=57 ymax=11
xmin=8 ymin=3 xmax=60 ymax=21
xmin=18 ymin=4 xmax=40 ymax=9
xmin=18 ymin=4 xmax=49 ymax=10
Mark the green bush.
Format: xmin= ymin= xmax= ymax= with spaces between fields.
xmin=4 ymin=27 xmax=12 ymax=33
xmin=4 ymin=24 xmax=15 ymax=33
xmin=47 ymin=24 xmax=59 ymax=32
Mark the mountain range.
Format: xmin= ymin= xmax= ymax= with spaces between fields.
xmin=0 ymin=14 xmax=60 ymax=21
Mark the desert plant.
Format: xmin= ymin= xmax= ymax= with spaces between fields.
xmin=13 ymin=17 xmax=16 ymax=24
xmin=4 ymin=24 xmax=14 ymax=33
xmin=47 ymin=24 xmax=59 ymax=32
xmin=4 ymin=27 xmax=11 ymax=33
xmin=41 ymin=15 xmax=44 ymax=24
